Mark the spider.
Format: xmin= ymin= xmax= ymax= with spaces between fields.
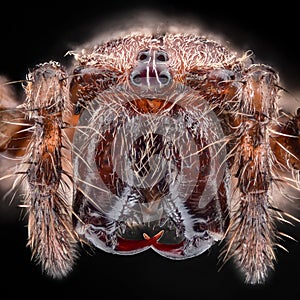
xmin=0 ymin=24 xmax=299 ymax=285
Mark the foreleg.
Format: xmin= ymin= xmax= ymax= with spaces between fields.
xmin=225 ymin=65 xmax=281 ymax=284
xmin=20 ymin=61 xmax=78 ymax=278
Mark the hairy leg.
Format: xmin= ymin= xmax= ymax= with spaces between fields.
xmin=18 ymin=61 xmax=78 ymax=278
xmin=224 ymin=65 xmax=281 ymax=284
xmin=0 ymin=76 xmax=27 ymax=153
xmin=0 ymin=76 xmax=30 ymax=210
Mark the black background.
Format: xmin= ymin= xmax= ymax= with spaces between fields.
xmin=1 ymin=1 xmax=299 ymax=298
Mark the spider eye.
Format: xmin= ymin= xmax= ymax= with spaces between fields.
xmin=137 ymin=51 xmax=150 ymax=62
xmin=131 ymin=71 xmax=142 ymax=85
xmin=158 ymin=70 xmax=171 ymax=85
xmin=156 ymin=51 xmax=169 ymax=62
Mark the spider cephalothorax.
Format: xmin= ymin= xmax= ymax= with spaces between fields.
xmin=0 ymin=28 xmax=299 ymax=284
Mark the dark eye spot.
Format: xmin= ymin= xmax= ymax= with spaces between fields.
xmin=138 ymin=51 xmax=149 ymax=62
xmin=159 ymin=73 xmax=170 ymax=84
xmin=73 ymin=66 xmax=83 ymax=74
xmin=156 ymin=53 xmax=168 ymax=62
xmin=132 ymin=73 xmax=142 ymax=85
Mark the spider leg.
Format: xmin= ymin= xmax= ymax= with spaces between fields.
xmin=268 ymin=110 xmax=300 ymax=213
xmin=269 ymin=111 xmax=300 ymax=171
xmin=225 ymin=64 xmax=281 ymax=284
xmin=19 ymin=61 xmax=78 ymax=278
xmin=0 ymin=76 xmax=30 ymax=154
xmin=0 ymin=77 xmax=32 ymax=212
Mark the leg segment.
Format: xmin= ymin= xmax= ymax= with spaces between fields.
xmin=0 ymin=77 xmax=31 ymax=202
xmin=225 ymin=65 xmax=280 ymax=284
xmin=21 ymin=61 xmax=78 ymax=278
xmin=0 ymin=76 xmax=29 ymax=154
xmin=269 ymin=112 xmax=300 ymax=170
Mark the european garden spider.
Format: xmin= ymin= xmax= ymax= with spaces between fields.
xmin=0 ymin=24 xmax=299 ymax=285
